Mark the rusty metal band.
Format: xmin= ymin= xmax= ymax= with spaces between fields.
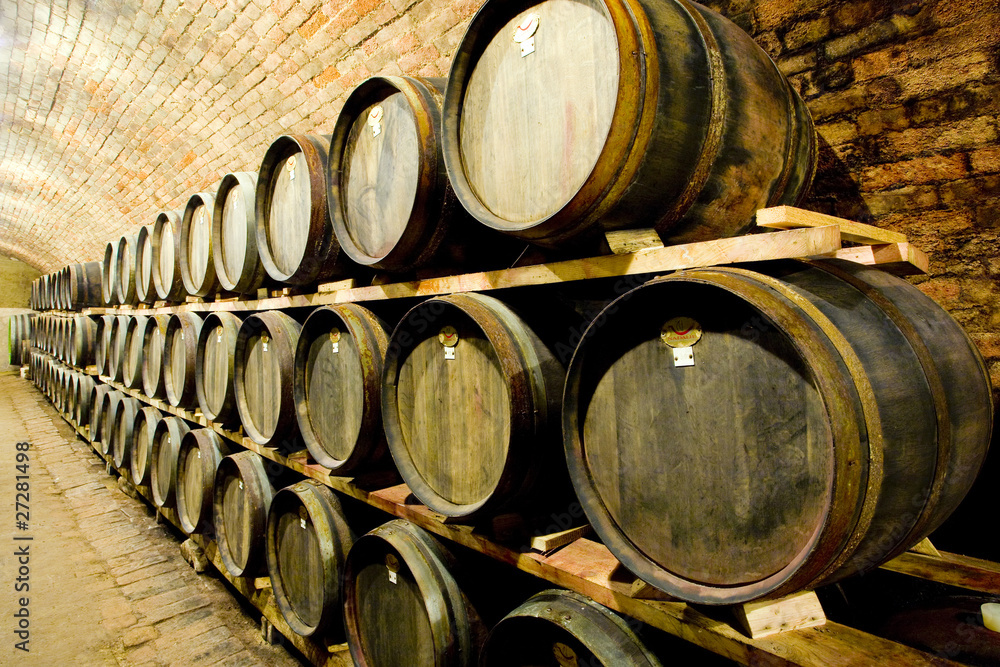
xmin=655 ymin=0 xmax=728 ymax=230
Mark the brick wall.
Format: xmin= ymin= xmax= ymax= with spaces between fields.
xmin=0 ymin=0 xmax=998 ymax=383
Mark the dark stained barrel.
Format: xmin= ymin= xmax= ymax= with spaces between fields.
xmin=213 ymin=172 xmax=267 ymax=295
xmin=176 ymin=429 xmax=231 ymax=535
xmin=329 ymin=76 xmax=492 ymax=272
xmin=112 ymin=396 xmax=142 ymax=470
xmin=442 ymin=0 xmax=815 ymax=248
xmin=67 ymin=315 xmax=97 ymax=368
xmin=122 ymin=315 xmax=148 ymax=389
xmin=99 ymin=390 xmax=123 ymax=457
xmin=116 ymin=233 xmax=140 ymax=306
xmin=68 ymin=262 xmax=102 ymax=310
xmin=107 ymin=315 xmax=129 ymax=383
xmin=256 ymin=134 xmax=348 ymax=285
xmin=235 ymin=311 xmax=301 ymax=445
xmin=141 ymin=314 xmax=171 ymax=399
xmin=164 ymin=312 xmax=204 ymax=409
xmin=102 ymin=241 xmax=119 ymax=306
xmin=75 ymin=374 xmax=95 ymax=426
xmin=150 ymin=416 xmax=193 ymax=508
xmin=89 ymin=383 xmax=112 ymax=442
xmin=563 ymin=260 xmax=994 ymax=604
xmin=382 ymin=293 xmax=564 ymax=519
xmin=152 ymin=210 xmax=187 ymax=302
xmin=293 ymin=304 xmax=390 ymax=473
xmin=343 ymin=519 xmax=484 ymax=667
xmin=180 ymin=191 xmax=220 ymax=297
xmin=131 ymin=406 xmax=165 ymax=487
xmin=213 ymin=451 xmax=275 ymax=577
xmin=481 ymin=590 xmax=662 ymax=667
xmin=266 ymin=479 xmax=355 ymax=637
xmin=135 ymin=226 xmax=157 ymax=304
xmin=95 ymin=315 xmax=114 ymax=376
xmin=195 ymin=312 xmax=243 ymax=426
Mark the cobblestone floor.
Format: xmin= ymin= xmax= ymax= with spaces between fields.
xmin=0 ymin=373 xmax=310 ymax=666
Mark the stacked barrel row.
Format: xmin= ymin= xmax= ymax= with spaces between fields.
xmin=28 ymin=341 xmax=713 ymax=666
xmin=33 ymin=0 xmax=819 ymax=312
xmin=7 ymin=313 xmax=34 ymax=366
xmin=29 ymin=262 xmax=102 ymax=311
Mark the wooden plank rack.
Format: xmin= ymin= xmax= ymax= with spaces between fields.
xmin=79 ymin=207 xmax=928 ymax=318
xmin=42 ymin=210 xmax=972 ymax=666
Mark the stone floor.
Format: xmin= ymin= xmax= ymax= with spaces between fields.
xmin=0 ymin=373 xmax=310 ymax=666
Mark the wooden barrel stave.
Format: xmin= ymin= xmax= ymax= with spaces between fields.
xmin=195 ymin=311 xmax=243 ymax=426
xmin=213 ymin=450 xmax=275 ymax=577
xmin=141 ymin=314 xmax=171 ymax=399
xmin=113 ymin=396 xmax=142 ymax=470
xmin=481 ymin=589 xmax=662 ymax=666
xmin=265 ymin=479 xmax=355 ymax=637
xmin=343 ymin=519 xmax=483 ymax=666
xmin=107 ymin=315 xmax=130 ymax=382
xmin=123 ymin=315 xmax=148 ymax=389
xmin=213 ymin=172 xmax=267 ymax=295
xmin=152 ymin=210 xmax=187 ymax=302
xmin=150 ymin=416 xmax=193 ymax=508
xmin=76 ymin=374 xmax=96 ymax=427
xmin=293 ymin=304 xmax=390 ymax=473
xmin=235 ymin=311 xmax=301 ymax=445
xmin=164 ymin=312 xmax=204 ymax=408
xmin=562 ymin=260 xmax=993 ymax=604
xmin=256 ymin=134 xmax=349 ymax=285
xmin=135 ymin=226 xmax=157 ymax=304
xmin=131 ymin=406 xmax=165 ymax=487
xmin=180 ymin=192 xmax=220 ymax=297
xmin=102 ymin=241 xmax=119 ymax=306
xmin=100 ymin=390 xmax=123 ymax=457
xmin=441 ymin=0 xmax=816 ymax=248
xmin=382 ymin=293 xmax=564 ymax=519
xmin=68 ymin=262 xmax=103 ymax=310
xmin=116 ymin=234 xmax=140 ymax=306
xmin=176 ymin=429 xmax=230 ymax=535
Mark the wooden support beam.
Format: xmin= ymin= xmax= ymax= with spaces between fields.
xmin=530 ymin=525 xmax=592 ymax=553
xmin=757 ymin=205 xmax=907 ymax=245
xmin=881 ymin=549 xmax=1000 ymax=595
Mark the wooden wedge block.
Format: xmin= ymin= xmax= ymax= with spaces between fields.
xmin=605 ymin=228 xmax=664 ymax=254
xmin=910 ymin=537 xmax=941 ymax=557
xmin=827 ymin=242 xmax=929 ymax=275
xmin=531 ymin=525 xmax=593 ymax=553
xmin=757 ymin=205 xmax=907 ymax=245
xmin=318 ymin=278 xmax=357 ymax=293
xmin=733 ymin=590 xmax=826 ymax=639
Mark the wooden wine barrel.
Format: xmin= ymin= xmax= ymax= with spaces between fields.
xmin=122 ymin=315 xmax=148 ymax=389
xmin=55 ymin=267 xmax=67 ymax=310
xmin=89 ymin=384 xmax=112 ymax=444
xmin=382 ymin=293 xmax=564 ymax=518
xmin=176 ymin=429 xmax=230 ymax=535
xmin=256 ymin=134 xmax=348 ymax=285
xmin=68 ymin=262 xmax=103 ymax=310
xmin=116 ymin=234 xmax=140 ymax=306
xmin=141 ymin=314 xmax=171 ymax=399
xmin=213 ymin=172 xmax=267 ymax=295
xmin=195 ymin=311 xmax=243 ymax=426
xmin=95 ymin=315 xmax=115 ymax=376
xmin=180 ymin=191 xmax=220 ymax=297
xmin=107 ymin=315 xmax=130 ymax=383
xmin=442 ymin=0 xmax=816 ymax=248
xmin=293 ymin=304 xmax=390 ymax=473
xmin=99 ymin=390 xmax=123 ymax=457
xmin=112 ymin=396 xmax=142 ymax=470
xmin=265 ymin=479 xmax=355 ymax=637
xmin=343 ymin=519 xmax=483 ymax=667
xmin=75 ymin=374 xmax=96 ymax=427
xmin=481 ymin=590 xmax=662 ymax=667
xmin=130 ymin=406 xmax=165 ymax=487
xmin=329 ymin=76 xmax=499 ymax=273
xmin=135 ymin=226 xmax=157 ymax=304
xmin=563 ymin=260 xmax=994 ymax=604
xmin=152 ymin=210 xmax=187 ymax=302
xmin=150 ymin=416 xmax=193 ymax=508
xmin=164 ymin=312 xmax=204 ymax=408
xmin=235 ymin=311 xmax=301 ymax=445
xmin=213 ymin=450 xmax=275 ymax=577
xmin=67 ymin=315 xmax=97 ymax=368
xmin=102 ymin=241 xmax=119 ymax=306
xmin=57 ymin=317 xmax=71 ymax=362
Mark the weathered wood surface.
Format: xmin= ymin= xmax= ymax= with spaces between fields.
xmin=195 ymin=311 xmax=242 ymax=426
xmin=152 ymin=210 xmax=187 ymax=302
xmin=181 ymin=192 xmax=219 ymax=298
xmin=130 ymin=405 xmax=164 ymax=487
xmin=733 ymin=591 xmax=826 ymax=640
xmin=213 ymin=450 xmax=274 ymax=578
xmin=235 ymin=311 xmax=300 ymax=445
xmin=757 ymin=206 xmax=907 ymax=245
xmin=150 ymin=415 xmax=192 ymax=508
xmin=164 ymin=312 xmax=203 ymax=408
xmin=294 ymin=304 xmax=389 ymax=474
xmin=176 ymin=428 xmax=229 ymax=535
xmin=116 ymin=234 xmax=140 ymax=306
xmin=214 ymin=172 xmax=266 ymax=295
xmin=442 ymin=0 xmax=815 ymax=246
xmin=140 ymin=314 xmax=170 ymax=399
xmin=881 ymin=550 xmax=1000 ymax=595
